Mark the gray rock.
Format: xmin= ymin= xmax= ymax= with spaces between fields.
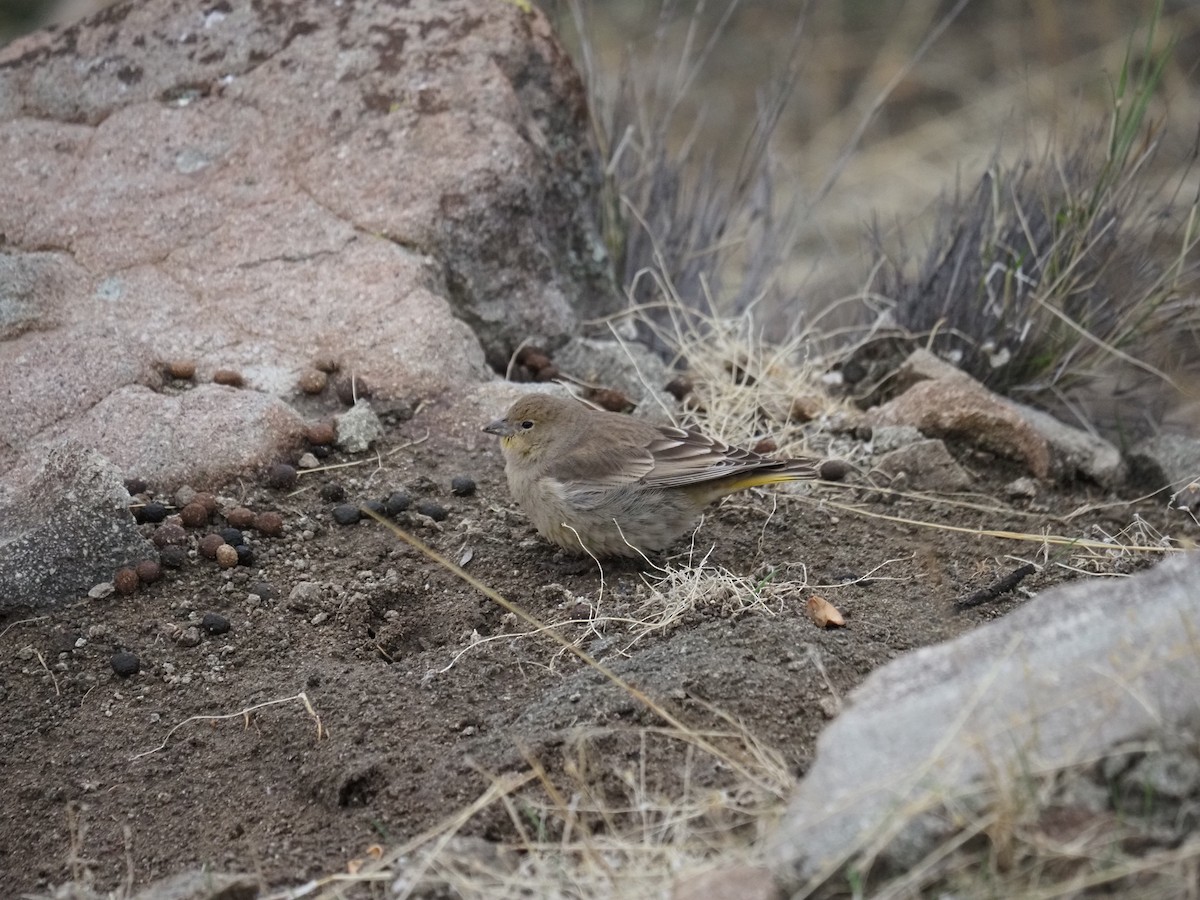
xmin=1128 ymin=433 xmax=1200 ymax=491
xmin=0 ymin=446 xmax=156 ymax=613
xmin=553 ymin=336 xmax=675 ymax=415
xmin=335 ymin=401 xmax=384 ymax=454
xmin=869 ymin=424 xmax=925 ymax=454
xmin=767 ymin=551 xmax=1200 ymax=890
xmin=1011 ymin=401 xmax=1126 ymax=487
xmin=875 ymin=439 xmax=972 ymax=492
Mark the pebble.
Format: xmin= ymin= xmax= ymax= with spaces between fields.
xmin=310 ymin=612 xmax=330 ymax=626
xmin=175 ymin=626 xmax=202 ymax=648
xmin=201 ymin=612 xmax=230 ymax=635
xmin=297 ymin=452 xmax=320 ymax=469
xmin=321 ymin=482 xmax=347 ymax=503
xmin=253 ymin=511 xmax=284 ymax=537
xmin=305 ymin=422 xmax=336 ymax=446
xmin=450 ymin=476 xmax=476 ymax=496
xmin=141 ymin=501 xmax=169 ymax=524
xmin=331 ymin=504 xmax=361 ymax=525
xmin=198 ymin=533 xmax=226 ymax=560
xmin=249 ymin=581 xmax=276 ymax=601
xmin=135 ymin=560 xmax=162 ymax=584
xmin=215 ymin=544 xmax=239 ymax=568
xmin=159 ymin=546 xmax=187 ymax=569
xmin=213 ymin=368 xmax=245 ymax=387
xmin=173 ymin=485 xmax=197 ymax=508
xmin=165 ymin=359 xmax=196 ymax=380
xmin=124 ymin=477 xmax=148 ymax=496
xmin=151 ymin=523 xmax=187 ymax=548
xmin=113 ymin=567 xmax=140 ymax=595
xmin=111 ymin=652 xmax=140 ymax=677
xmin=416 ymin=500 xmax=448 ymax=521
xmin=297 ymin=368 xmax=328 ymax=394
xmin=179 ymin=502 xmax=210 ymax=528
xmin=384 ymin=491 xmax=410 ymax=516
xmin=226 ymin=506 xmax=256 ymax=529
xmin=218 ymin=527 xmax=245 ymax=546
xmin=267 ymin=463 xmax=298 ymax=489
xmin=88 ymin=582 xmax=115 ymax=599
xmin=335 ymin=374 xmax=370 ymax=405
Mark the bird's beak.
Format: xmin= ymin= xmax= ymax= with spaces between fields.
xmin=483 ymin=418 xmax=514 ymax=438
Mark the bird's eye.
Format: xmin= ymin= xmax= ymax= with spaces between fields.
xmin=520 ymin=420 xmax=534 ymax=430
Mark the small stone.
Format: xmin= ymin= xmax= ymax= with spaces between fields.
xmin=141 ymin=501 xmax=168 ymax=524
xmin=213 ymin=368 xmax=244 ymax=387
xmin=88 ymin=582 xmax=115 ymax=599
xmin=253 ymin=511 xmax=284 ymax=537
xmin=113 ymin=567 xmax=140 ymax=595
xmin=664 ymin=375 xmax=694 ymax=401
xmin=159 ymin=546 xmax=187 ymax=569
xmin=198 ymin=533 xmax=227 ymax=560
xmin=226 ymin=506 xmax=255 ymax=529
xmin=123 ymin=477 xmax=148 ymax=496
xmin=819 ymin=459 xmax=851 ymax=482
xmin=310 ymin=611 xmax=330 ymax=626
xmin=234 ymin=545 xmax=255 ymax=566
xmin=151 ymin=522 xmax=187 ymax=548
xmin=215 ymin=544 xmax=239 ymax=568
xmin=165 ymin=359 xmax=196 ymax=380
xmin=179 ymin=502 xmax=209 ymax=528
xmin=218 ymin=527 xmax=244 ymax=546
xmin=201 ymin=613 xmax=230 ymax=635
xmin=175 ymin=626 xmax=202 ymax=648
xmin=588 ymin=388 xmax=632 ymax=413
xmin=384 ymin=491 xmax=409 ymax=516
xmin=450 ymin=476 xmax=476 ymax=496
xmin=173 ymin=485 xmax=197 ymax=508
xmin=297 ymin=368 xmax=328 ymax=394
xmin=416 ymin=500 xmax=448 ymax=522
xmin=249 ymin=581 xmax=276 ymax=601
xmin=331 ymin=504 xmax=361 ymax=525
xmin=134 ymin=560 xmax=161 ymax=584
xmin=266 ymin=463 xmax=299 ymax=490
xmin=321 ymin=482 xmax=347 ymax=503
xmin=297 ymin=452 xmax=320 ymax=469
xmin=111 ymin=652 xmax=140 ymax=677
xmin=305 ymin=422 xmax=336 ymax=446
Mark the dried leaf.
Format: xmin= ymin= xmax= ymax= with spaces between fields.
xmin=806 ymin=594 xmax=845 ymax=628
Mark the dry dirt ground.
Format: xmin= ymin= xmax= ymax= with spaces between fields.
xmin=0 ymin=387 xmax=1177 ymax=896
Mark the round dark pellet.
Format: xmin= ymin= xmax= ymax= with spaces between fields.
xmin=135 ymin=560 xmax=161 ymax=584
xmin=218 ymin=527 xmax=244 ymax=546
xmin=450 ymin=476 xmax=476 ymax=497
xmin=225 ymin=506 xmax=255 ymax=529
xmin=111 ymin=652 xmax=140 ymax=677
xmin=201 ymin=613 xmax=230 ymax=635
xmin=320 ymin=482 xmax=347 ymax=503
xmin=416 ymin=500 xmax=448 ymax=522
xmin=124 ymin=477 xmax=148 ymax=496
xmin=179 ymin=502 xmax=209 ymax=528
xmin=142 ymin=501 xmax=168 ymax=523
xmin=362 ymin=499 xmax=385 ymax=517
xmin=266 ymin=463 xmax=298 ymax=490
xmin=331 ymin=504 xmax=361 ymax=525
xmin=249 ymin=581 xmax=275 ymax=601
xmin=151 ymin=522 xmax=187 ymax=548
xmin=253 ymin=511 xmax=284 ymax=537
xmin=234 ymin=544 xmax=255 ymax=566
xmin=113 ymin=567 xmax=140 ymax=595
xmin=159 ymin=546 xmax=187 ymax=569
xmin=384 ymin=491 xmax=410 ymax=516
xmin=198 ymin=533 xmax=226 ymax=560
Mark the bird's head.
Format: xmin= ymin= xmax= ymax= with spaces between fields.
xmin=483 ymin=394 xmax=577 ymax=460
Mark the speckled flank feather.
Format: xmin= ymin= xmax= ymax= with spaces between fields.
xmin=485 ymin=394 xmax=822 ymax=558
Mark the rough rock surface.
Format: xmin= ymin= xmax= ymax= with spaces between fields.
xmin=767 ymin=551 xmax=1200 ymax=890
xmin=875 ymin=438 xmax=972 ymax=492
xmin=0 ymin=0 xmax=613 ymax=492
xmin=0 ymin=445 xmax=155 ymax=612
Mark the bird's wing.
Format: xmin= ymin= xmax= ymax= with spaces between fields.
xmin=639 ymin=425 xmax=790 ymax=487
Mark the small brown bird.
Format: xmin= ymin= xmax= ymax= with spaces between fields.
xmin=483 ymin=393 xmax=823 ymax=557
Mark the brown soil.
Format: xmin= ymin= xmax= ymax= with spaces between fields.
xmin=0 ymin=399 xmax=1172 ymax=895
